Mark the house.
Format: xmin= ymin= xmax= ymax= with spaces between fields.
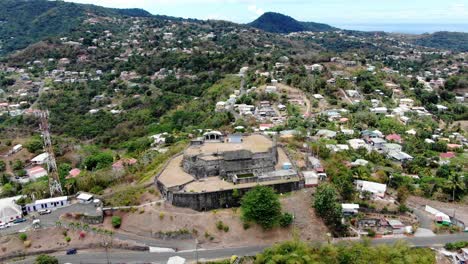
xmin=316 ymin=129 xmax=337 ymax=139
xmin=440 ymin=152 xmax=456 ymax=159
xmin=342 ymin=204 xmax=359 ymax=216
xmin=369 ymin=138 xmax=387 ymax=150
xmin=386 ymin=134 xmax=402 ymax=143
xmin=31 ymin=153 xmax=49 ymax=165
xmin=112 ymin=158 xmax=138 ymax=171
xmin=351 ymin=159 xmax=369 ymax=167
xmin=355 ymin=180 xmax=387 ymax=199
xmin=26 ymin=166 xmax=48 ymax=180
xmin=387 ymin=151 xmax=413 ymax=162
xmin=303 ymin=171 xmax=319 ymax=187
xmin=11 ymin=144 xmax=23 ymax=154
xmin=25 ymin=196 xmax=69 ymax=213
xmin=265 ymin=86 xmax=277 ymax=93
xmin=382 ymin=143 xmax=402 ymax=153
xmin=371 ymin=107 xmax=388 ymax=114
xmin=348 ymin=139 xmax=367 ymax=150
xmin=307 ymin=156 xmax=323 ymax=172
xmin=0 ymin=195 xmax=23 ymax=224
xmin=259 ymin=124 xmax=274 ymax=131
xmin=76 ymin=192 xmax=94 ymax=204
xmin=68 ymin=168 xmax=81 ymax=179
xmin=340 ymin=128 xmax=354 ymax=135
xmin=387 ymin=219 xmax=406 ymax=234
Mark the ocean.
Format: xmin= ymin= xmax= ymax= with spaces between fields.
xmin=333 ymin=24 xmax=468 ymax=34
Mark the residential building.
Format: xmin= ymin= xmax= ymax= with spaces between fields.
xmin=24 ymin=196 xmax=69 ymax=213
xmin=355 ymin=180 xmax=387 ymax=199
xmin=0 ymin=196 xmax=23 ymax=224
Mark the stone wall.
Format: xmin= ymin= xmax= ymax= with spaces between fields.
xmin=169 ymin=180 xmax=303 ymax=211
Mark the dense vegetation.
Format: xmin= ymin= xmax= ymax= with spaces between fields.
xmin=255 ymin=240 xmax=435 ymax=264
xmin=248 ymin=12 xmax=335 ymax=34
xmin=0 ymin=0 xmax=150 ymax=55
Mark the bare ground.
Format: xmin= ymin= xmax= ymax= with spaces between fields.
xmin=99 ymin=189 xmax=327 ymax=249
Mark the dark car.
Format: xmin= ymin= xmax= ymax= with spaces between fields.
xmin=13 ymin=218 xmax=26 ymax=224
xmin=66 ymin=248 xmax=77 ymax=255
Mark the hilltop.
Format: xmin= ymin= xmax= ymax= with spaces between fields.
xmin=248 ymin=12 xmax=336 ymax=34
xmin=0 ymin=0 xmax=152 ymax=55
xmin=413 ymin=31 xmax=468 ymax=52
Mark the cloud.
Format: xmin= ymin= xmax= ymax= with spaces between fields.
xmin=247 ymin=5 xmax=265 ymax=15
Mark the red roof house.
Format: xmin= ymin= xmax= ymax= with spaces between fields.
xmin=386 ymin=134 xmax=402 ymax=143
xmin=440 ymin=152 xmax=456 ymax=159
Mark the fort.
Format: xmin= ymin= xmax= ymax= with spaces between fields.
xmin=156 ymin=132 xmax=303 ymax=211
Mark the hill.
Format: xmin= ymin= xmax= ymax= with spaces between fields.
xmin=0 ymin=0 xmax=152 ymax=55
xmin=413 ymin=31 xmax=468 ymax=52
xmin=248 ymin=12 xmax=336 ymax=34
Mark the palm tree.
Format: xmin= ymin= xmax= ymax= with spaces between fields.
xmin=447 ymin=173 xmax=465 ymax=201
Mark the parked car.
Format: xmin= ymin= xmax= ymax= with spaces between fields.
xmin=13 ymin=218 xmax=27 ymax=224
xmin=38 ymin=209 xmax=51 ymax=215
xmin=66 ymin=248 xmax=77 ymax=255
xmin=0 ymin=223 xmax=10 ymax=229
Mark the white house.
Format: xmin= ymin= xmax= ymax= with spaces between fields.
xmin=25 ymin=196 xmax=69 ymax=213
xmin=355 ymin=180 xmax=387 ymax=199
xmin=303 ymin=171 xmax=319 ymax=187
xmin=26 ymin=166 xmax=48 ymax=180
xmin=0 ymin=195 xmax=23 ymax=224
xmin=31 ymin=153 xmax=49 ymax=165
xmin=348 ymin=139 xmax=367 ymax=150
xmin=342 ymin=203 xmax=359 ymax=215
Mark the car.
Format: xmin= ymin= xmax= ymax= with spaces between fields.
xmin=13 ymin=218 xmax=27 ymax=224
xmin=0 ymin=223 xmax=6 ymax=229
xmin=38 ymin=209 xmax=51 ymax=215
xmin=66 ymin=248 xmax=77 ymax=255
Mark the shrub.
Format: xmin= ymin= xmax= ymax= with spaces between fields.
xmin=65 ymin=236 xmax=71 ymax=243
xmin=243 ymin=222 xmax=251 ymax=230
xmin=241 ymin=186 xmax=282 ymax=229
xmin=159 ymin=212 xmax=165 ymax=220
xmin=223 ymin=225 xmax=229 ymax=232
xmin=35 ymin=254 xmax=58 ymax=264
xmin=367 ymin=229 xmax=376 ymax=237
xmin=216 ymin=221 xmax=224 ymax=230
xmin=111 ymin=216 xmax=122 ymax=228
xmin=279 ymin=213 xmax=294 ymax=227
xmin=24 ymin=240 xmax=31 ymax=248
xmin=62 ymin=230 xmax=67 ymax=236
xmin=445 ymin=241 xmax=468 ymax=250
xmin=19 ymin=233 xmax=27 ymax=241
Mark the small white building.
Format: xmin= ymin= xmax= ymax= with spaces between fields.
xmin=25 ymin=196 xmax=69 ymax=213
xmin=355 ymin=180 xmax=387 ymax=199
xmin=0 ymin=195 xmax=23 ymax=224
xmin=348 ymin=139 xmax=367 ymax=150
xmin=342 ymin=203 xmax=359 ymax=215
xmin=303 ymin=171 xmax=319 ymax=187
xmin=265 ymin=86 xmax=277 ymax=93
xmin=31 ymin=153 xmax=49 ymax=165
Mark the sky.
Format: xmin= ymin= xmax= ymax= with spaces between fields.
xmin=64 ymin=0 xmax=468 ymax=26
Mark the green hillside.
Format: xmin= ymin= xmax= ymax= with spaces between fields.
xmin=0 ymin=0 xmax=151 ymax=55
xmin=248 ymin=12 xmax=336 ymax=34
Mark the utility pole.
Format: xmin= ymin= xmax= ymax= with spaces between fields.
xmin=37 ymin=110 xmax=63 ymax=197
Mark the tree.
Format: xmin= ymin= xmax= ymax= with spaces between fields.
xmin=111 ymin=216 xmax=122 ymax=228
xmin=25 ymin=138 xmax=44 ymax=154
xmin=397 ymin=186 xmax=410 ymax=205
xmin=313 ymin=183 xmax=345 ymax=235
xmin=35 ymin=255 xmax=59 ymax=264
xmin=240 ymin=186 xmax=282 ymax=229
xmin=279 ymin=212 xmax=293 ymax=227
xmin=0 ymin=160 xmax=5 ymax=172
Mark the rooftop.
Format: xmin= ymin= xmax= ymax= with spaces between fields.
xmin=185 ymin=134 xmax=273 ymax=156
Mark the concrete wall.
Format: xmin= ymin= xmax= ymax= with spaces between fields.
xmin=170 ymin=180 xmax=303 ymax=211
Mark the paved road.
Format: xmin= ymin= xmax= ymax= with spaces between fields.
xmin=13 ymin=233 xmax=468 ymax=264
